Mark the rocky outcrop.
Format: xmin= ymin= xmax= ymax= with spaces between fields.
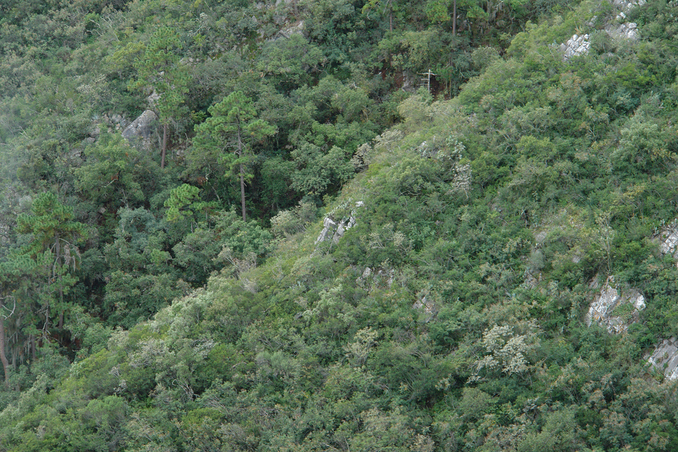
xmin=647 ymin=338 xmax=678 ymax=381
xmin=613 ymin=0 xmax=646 ymax=12
xmin=642 ymin=225 xmax=678 ymax=381
xmin=107 ymin=114 xmax=129 ymax=132
xmin=315 ymin=201 xmax=363 ymax=245
xmin=657 ymin=224 xmax=678 ymax=259
xmin=586 ymin=276 xmax=645 ymax=334
xmin=413 ymin=295 xmax=437 ymax=322
xmin=560 ymin=0 xmax=645 ymax=60
xmin=268 ymin=20 xmax=304 ymax=41
xmin=122 ymin=110 xmax=157 ymax=147
xmin=356 ymin=266 xmax=395 ymax=288
xmin=606 ymin=21 xmax=639 ymax=40
xmin=561 ymin=34 xmax=591 ymax=60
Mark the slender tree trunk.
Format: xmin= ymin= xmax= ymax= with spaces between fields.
xmin=240 ymin=165 xmax=246 ymax=221
xmin=161 ymin=123 xmax=168 ymax=169
xmin=452 ymin=0 xmax=457 ymax=36
xmin=237 ymin=124 xmax=246 ymax=221
xmin=0 ymin=301 xmax=9 ymax=387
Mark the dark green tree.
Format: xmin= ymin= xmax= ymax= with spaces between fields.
xmin=130 ymin=27 xmax=189 ymax=168
xmin=16 ymin=192 xmax=86 ymax=332
xmin=193 ymin=91 xmax=276 ymax=221
xmin=0 ymin=256 xmax=36 ymax=386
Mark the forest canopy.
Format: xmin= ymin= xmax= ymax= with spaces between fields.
xmin=2 ymin=0 xmax=678 ymax=451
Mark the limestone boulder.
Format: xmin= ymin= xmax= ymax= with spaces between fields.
xmin=121 ymin=110 xmax=157 ymax=147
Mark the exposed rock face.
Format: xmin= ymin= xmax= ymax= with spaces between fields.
xmin=586 ymin=276 xmax=645 ymax=334
xmin=277 ymin=20 xmax=304 ymax=39
xmin=647 ymin=338 xmax=678 ymax=381
xmin=642 ymin=226 xmax=678 ymax=381
xmin=315 ymin=217 xmax=339 ymax=244
xmin=356 ymin=266 xmax=395 ymax=288
xmin=560 ymin=0 xmax=645 ymax=60
xmin=606 ymin=21 xmax=639 ymax=41
xmin=561 ymin=34 xmax=591 ymax=60
xmin=107 ymin=114 xmax=129 ymax=131
xmin=613 ymin=0 xmax=646 ymax=11
xmin=413 ymin=295 xmax=437 ymax=322
xmin=315 ymin=201 xmax=363 ymax=245
xmin=267 ymin=20 xmax=304 ymax=41
xmin=122 ymin=110 xmax=157 ymax=147
xmin=658 ymin=224 xmax=678 ymax=259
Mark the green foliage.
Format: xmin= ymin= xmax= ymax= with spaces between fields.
xmin=291 ymin=144 xmax=355 ymax=195
xmin=74 ymin=132 xmax=144 ymax=208
xmin=129 ymin=26 xmax=188 ymax=121
xmin=7 ymin=0 xmax=678 ymax=451
xmin=193 ymin=90 xmax=277 ymax=220
xmin=164 ymin=183 xmax=201 ymax=223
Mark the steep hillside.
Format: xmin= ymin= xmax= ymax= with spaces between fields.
xmin=4 ymin=0 xmax=678 ymax=451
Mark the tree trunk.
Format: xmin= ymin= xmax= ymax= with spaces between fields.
xmin=240 ymin=165 xmax=246 ymax=221
xmin=237 ymin=124 xmax=246 ymax=221
xmin=452 ymin=0 xmax=457 ymax=36
xmin=30 ymin=334 xmax=36 ymax=361
xmin=161 ymin=123 xmax=168 ymax=169
xmin=0 ymin=301 xmax=9 ymax=387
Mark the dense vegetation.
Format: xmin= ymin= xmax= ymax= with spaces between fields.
xmin=2 ymin=0 xmax=678 ymax=450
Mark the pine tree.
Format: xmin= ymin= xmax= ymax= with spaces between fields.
xmin=194 ymin=91 xmax=276 ymax=221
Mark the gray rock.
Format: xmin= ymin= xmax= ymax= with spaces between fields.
xmin=333 ymin=221 xmax=347 ymax=244
xmin=122 ymin=110 xmax=158 ymax=147
xmin=586 ymin=276 xmax=645 ymax=334
xmin=413 ymin=295 xmax=437 ymax=322
xmin=268 ymin=20 xmax=304 ymax=41
xmin=647 ymin=338 xmax=678 ymax=381
xmin=658 ymin=225 xmax=678 ymax=258
xmin=109 ymin=114 xmax=129 ymax=130
xmin=534 ymin=231 xmax=548 ymax=245
xmin=315 ymin=217 xmax=337 ymax=244
xmin=560 ymin=0 xmax=645 ymax=61
xmin=315 ymin=201 xmax=363 ymax=245
xmin=606 ymin=22 xmax=639 ymax=41
xmin=561 ymin=34 xmax=591 ymax=60
xmin=613 ymin=0 xmax=646 ymax=12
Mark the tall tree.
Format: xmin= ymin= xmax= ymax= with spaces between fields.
xmin=16 ymin=192 xmax=86 ymax=331
xmin=130 ymin=27 xmax=189 ymax=168
xmin=193 ymin=91 xmax=276 ymax=221
xmin=0 ymin=256 xmax=36 ymax=387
